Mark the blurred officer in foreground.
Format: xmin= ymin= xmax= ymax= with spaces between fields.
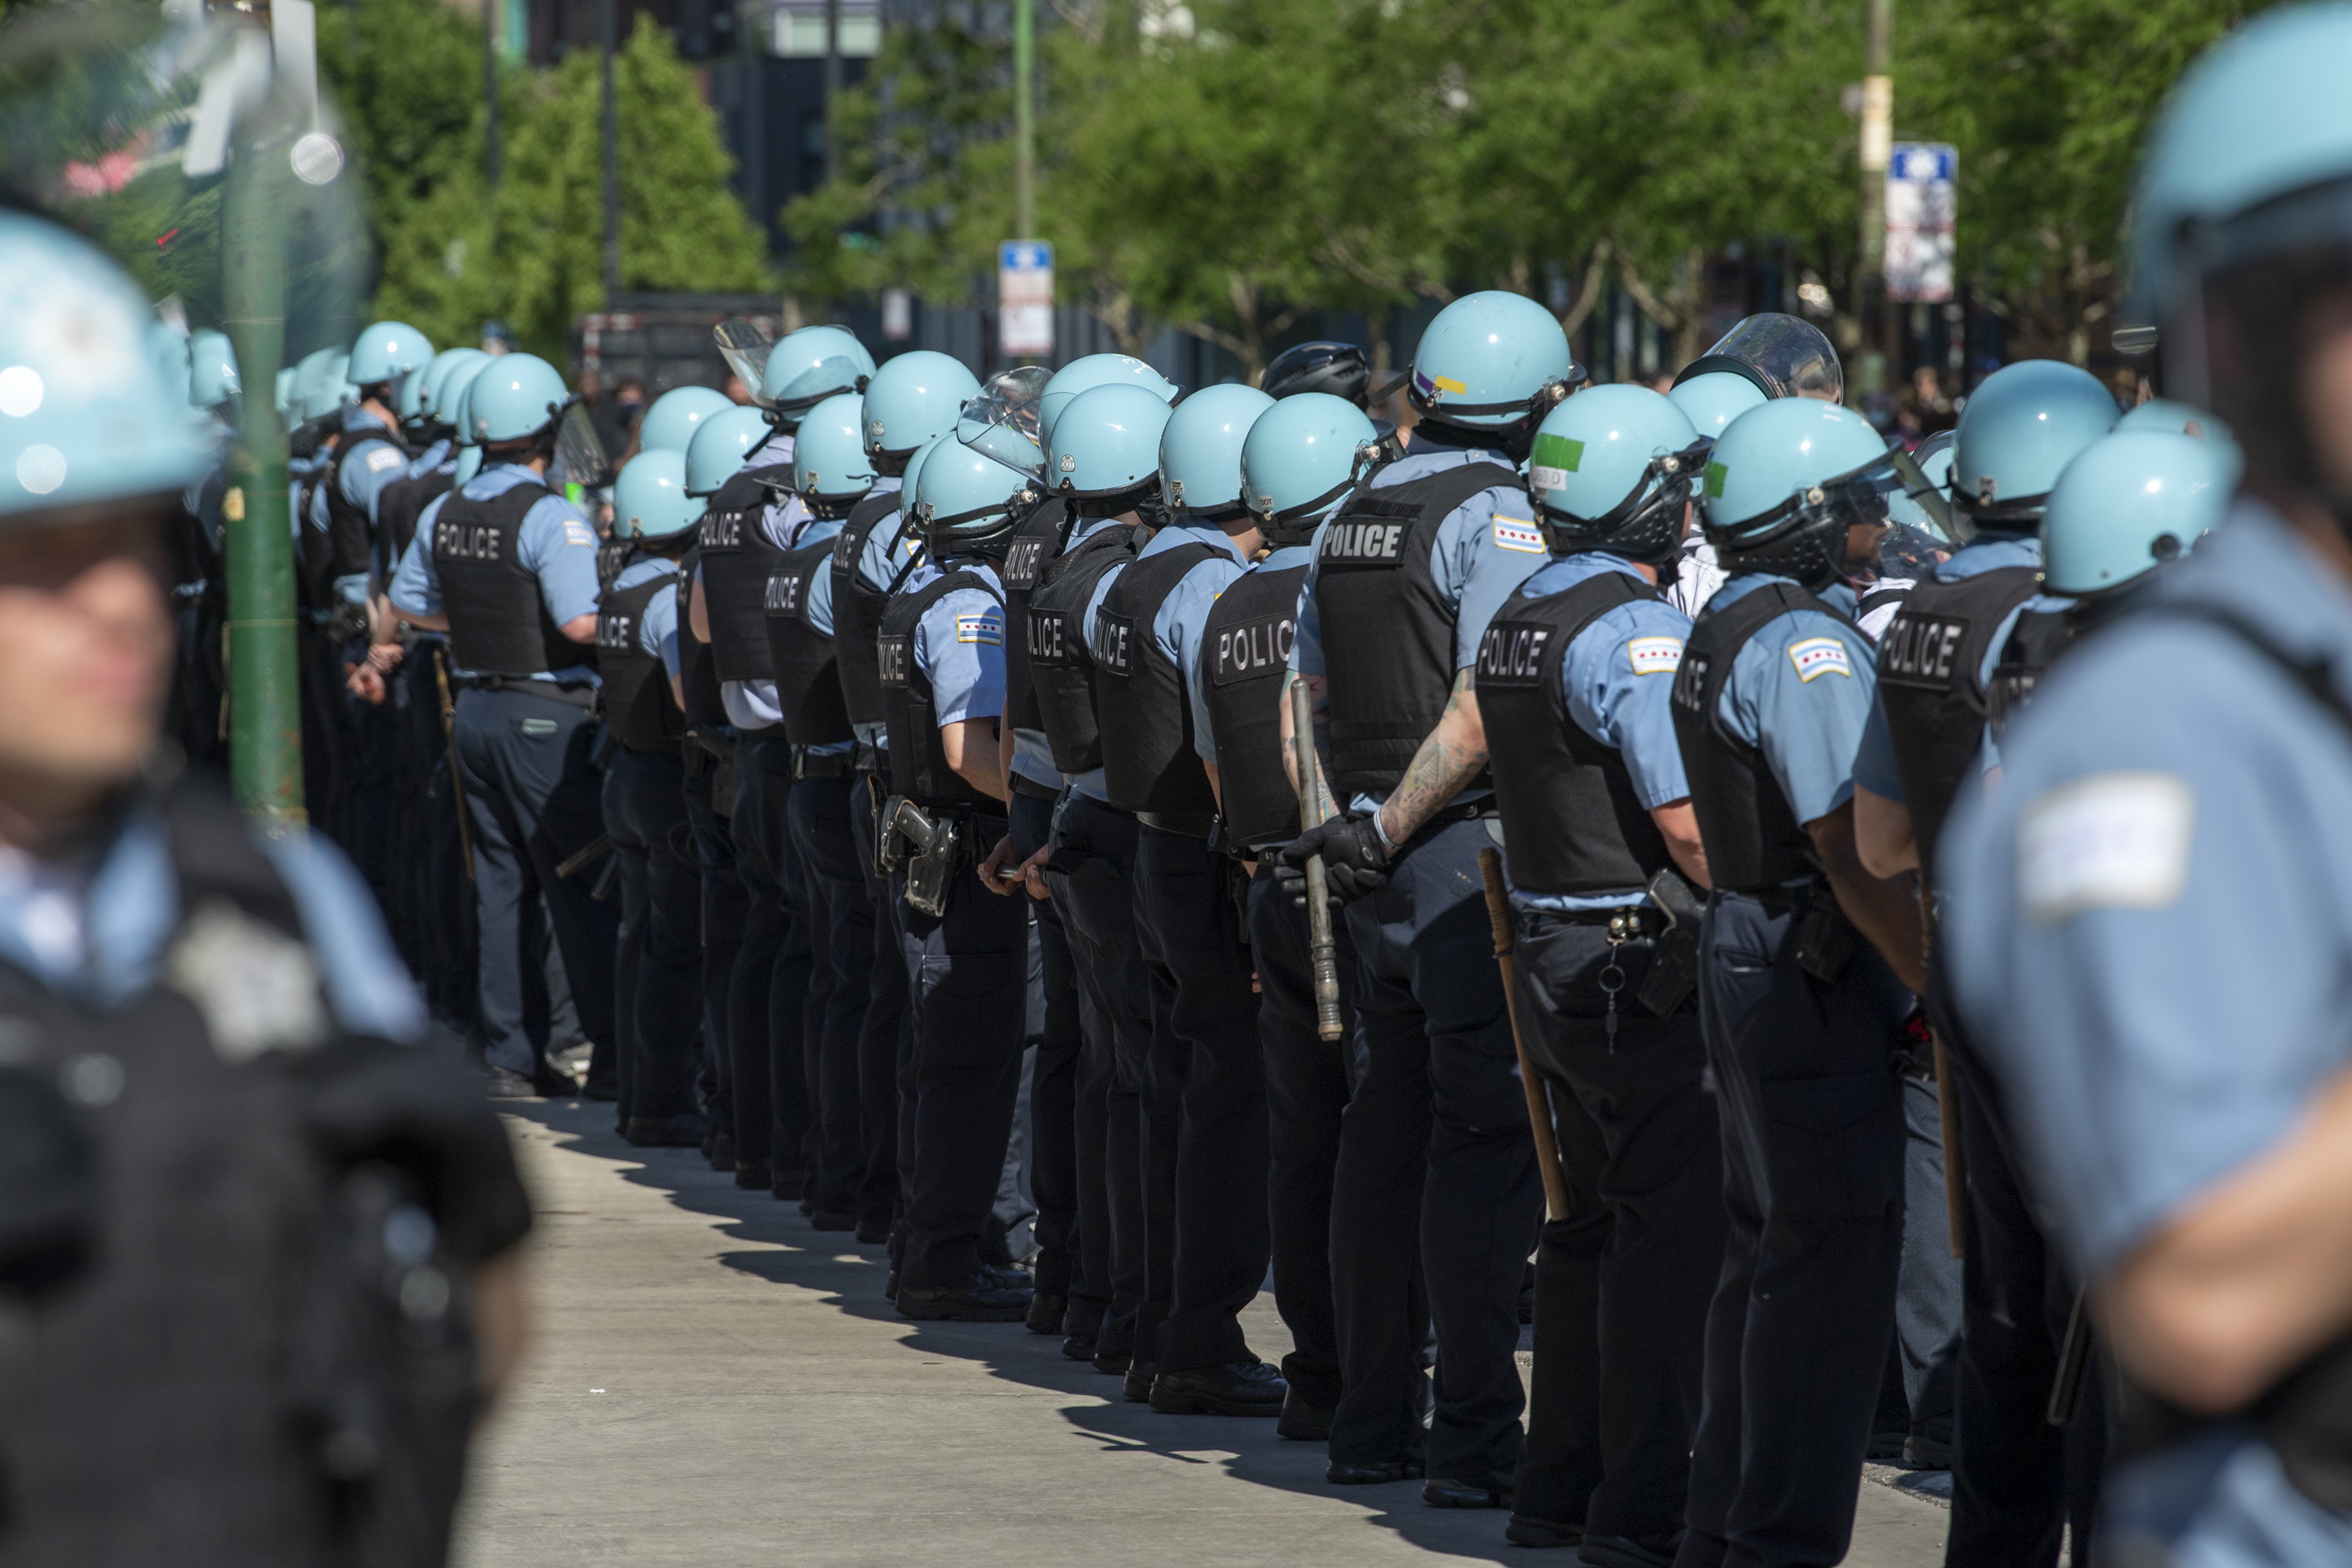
xmin=1477 ymin=384 xmax=1720 ymax=1563
xmin=1948 ymin=12 xmax=2352 ymax=1562
xmin=0 ymin=209 xmax=531 ymax=1568
xmin=390 ymin=354 xmax=618 ymax=1098
xmin=1281 ymin=290 xmax=1577 ymax=1504
xmin=1668 ymin=398 xmax=1921 ymax=1568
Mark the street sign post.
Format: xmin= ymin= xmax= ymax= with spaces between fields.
xmin=1886 ymin=142 xmax=1958 ymax=304
xmin=999 ymin=241 xmax=1054 ymax=360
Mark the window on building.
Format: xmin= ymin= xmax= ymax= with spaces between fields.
xmin=768 ymin=4 xmax=880 ymax=56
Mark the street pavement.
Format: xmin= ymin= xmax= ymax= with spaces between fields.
xmin=455 ymin=1098 xmax=1950 ymax=1567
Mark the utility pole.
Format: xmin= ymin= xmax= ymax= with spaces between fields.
xmin=484 ymin=0 xmax=501 ymax=187
xmin=1857 ymin=0 xmax=1893 ymax=394
xmin=601 ymin=0 xmax=619 ymax=299
xmin=1014 ymin=0 xmax=1034 ymax=243
xmin=824 ymin=0 xmax=841 ymax=184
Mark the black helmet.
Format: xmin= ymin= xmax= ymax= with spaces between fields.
xmin=1261 ymin=341 xmax=1370 ymax=407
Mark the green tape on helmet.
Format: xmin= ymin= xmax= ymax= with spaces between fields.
xmin=1528 ymin=433 xmax=1584 ymax=499
xmin=1704 ymin=460 xmax=1729 ymax=499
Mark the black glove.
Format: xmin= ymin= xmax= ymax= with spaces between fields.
xmin=328 ymin=598 xmax=372 ymax=650
xmin=1277 ymin=812 xmax=1392 ymax=909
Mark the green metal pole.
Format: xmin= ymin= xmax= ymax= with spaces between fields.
xmin=220 ymin=115 xmax=306 ymax=829
xmin=1013 ymin=0 xmax=1034 ymax=244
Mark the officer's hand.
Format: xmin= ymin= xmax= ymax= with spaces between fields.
xmin=345 ymin=664 xmax=387 ymax=705
xmin=365 ymin=641 xmax=406 ymax=673
xmin=1277 ymin=813 xmax=1392 ymax=909
xmin=978 ymin=834 xmax=1021 ymax=897
xmin=1015 ymin=842 xmax=1051 ymax=901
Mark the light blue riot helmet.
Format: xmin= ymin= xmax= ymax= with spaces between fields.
xmin=1049 ymin=383 xmax=1177 ymax=514
xmin=1159 ymin=383 xmax=1276 ymax=518
xmin=1949 ymin=359 xmax=2117 ymax=527
xmin=898 ymin=433 xmax=950 ymax=526
xmin=466 ymin=353 xmax=571 ymax=444
xmin=757 ymin=325 xmax=876 ymax=425
xmin=2116 ymin=397 xmax=2245 ymax=488
xmin=1239 ymin=392 xmax=1380 ymax=546
xmin=2041 ymin=430 xmax=2227 ymax=597
xmin=1675 ymin=314 xmax=1843 ymax=404
xmin=1037 ymin=354 xmax=1180 ymax=445
xmin=1666 ymin=371 xmax=1768 ymax=441
xmin=0 ymin=212 xmax=210 ymax=519
xmin=957 ymin=365 xmax=1051 ymax=476
xmin=862 ymin=350 xmax=982 ymax=466
xmin=299 ymin=351 xmax=352 ymax=422
xmin=1885 ymin=435 xmax=1956 ymax=534
xmin=274 ymin=367 xmax=297 ymax=423
xmin=147 ymin=325 xmax=191 ymax=409
xmin=347 ymin=320 xmax=434 ymax=391
xmin=187 ymin=328 xmax=239 ymax=410
xmin=911 ymin=441 xmax=1037 ymax=557
xmin=793 ymin=391 xmax=879 ymax=511
xmin=1701 ymin=398 xmax=1902 ymax=590
xmin=1402 ymin=291 xmax=1582 ymax=454
xmin=684 ymin=405 xmax=773 ymax=496
xmin=638 ymin=385 xmax=734 ymax=456
xmin=409 ymin=347 xmax=486 ymax=436
xmin=615 ymin=448 xmax=704 ymax=541
xmin=1526 ymin=384 xmax=1708 ymax=565
xmin=453 ymin=446 xmax=485 ymax=487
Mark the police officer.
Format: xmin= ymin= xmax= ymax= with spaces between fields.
xmin=1947 ymin=20 xmax=2352 ymax=1561
xmin=169 ymin=328 xmax=238 ymax=771
xmin=1848 ymin=359 xmax=2115 ymax=1552
xmin=376 ymin=349 xmax=488 ymax=578
xmin=880 ymin=441 xmax=1033 ymax=1320
xmin=833 ymin=351 xmax=982 ymax=1261
xmin=1279 ymin=291 xmax=1575 ymax=1503
xmin=776 ymin=392 xmax=883 ymax=1228
xmin=1665 ymin=397 xmax=1922 ymax=1568
xmin=390 ymin=353 xmax=619 ymax=1098
xmin=1022 ymin=383 xmax=1173 ymax=1374
xmin=1261 ymin=340 xmax=1372 ymax=406
xmin=1202 ymin=391 xmax=1381 ymax=1441
xmin=598 ymin=448 xmax=709 ymax=1147
xmin=289 ymin=350 xmax=353 ymax=833
xmin=1474 ymin=385 xmax=1722 ymax=1563
xmin=977 ymin=359 xmax=1156 ymax=1338
xmin=1095 ymin=382 xmax=1289 ymax=1416
xmin=0 ymin=209 xmax=532 ymax=1563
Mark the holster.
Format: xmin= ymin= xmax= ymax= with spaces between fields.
xmin=883 ymin=797 xmax=964 ymax=919
xmin=1637 ymin=866 xmax=1706 ymax=1018
xmin=1793 ymin=879 xmax=1858 ymax=985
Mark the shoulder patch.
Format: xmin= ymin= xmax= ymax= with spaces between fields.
xmin=1787 ymin=636 xmax=1853 ymax=682
xmin=2017 ymin=771 xmax=2194 ymax=925
xmin=1491 ymin=514 xmax=1545 ymax=554
xmin=1627 ymin=635 xmax=1684 ymax=676
xmin=955 ymin=612 xmax=1004 ymax=647
xmin=365 ymin=445 xmax=405 ymax=474
xmin=564 ymin=520 xmax=600 ymax=547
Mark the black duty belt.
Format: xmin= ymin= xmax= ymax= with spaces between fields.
xmin=1010 ymin=774 xmax=1062 ymax=804
xmin=456 ymin=674 xmax=599 ymax=710
xmin=793 ymin=747 xmax=855 ymax=782
xmin=1523 ymin=903 xmax=1668 ymax=936
xmin=1137 ymin=810 xmax=1218 ymax=839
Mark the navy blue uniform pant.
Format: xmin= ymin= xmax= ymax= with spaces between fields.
xmin=1676 ymin=888 xmax=1911 ymax=1568
xmin=728 ymin=732 xmax=815 ymax=1181
xmin=450 ymin=685 xmax=617 ymax=1076
xmin=1344 ymin=817 xmax=1543 ymax=1483
xmin=849 ymin=762 xmax=908 ymax=1226
xmin=601 ymin=746 xmax=703 ymax=1124
xmin=682 ymin=746 xmax=743 ymax=1134
xmin=1012 ymin=786 xmax=1083 ymax=1305
xmin=789 ymin=767 xmax=870 ymax=1216
xmin=1509 ymin=913 xmax=1724 ymax=1542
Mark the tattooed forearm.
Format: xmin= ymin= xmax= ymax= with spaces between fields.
xmin=1376 ymin=673 xmax=1487 ymax=847
xmin=1278 ymin=670 xmax=1341 ymax=821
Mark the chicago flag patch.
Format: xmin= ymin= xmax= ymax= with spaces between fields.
xmin=1491 ymin=514 xmax=1545 ymax=554
xmin=1787 ymin=637 xmax=1853 ymax=682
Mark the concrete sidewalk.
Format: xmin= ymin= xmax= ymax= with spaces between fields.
xmin=456 ymin=1100 xmax=1949 ymax=1567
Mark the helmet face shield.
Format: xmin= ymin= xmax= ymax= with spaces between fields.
xmin=714 ymin=318 xmax=775 ymax=407
xmin=553 ymin=398 xmax=612 ymax=489
xmin=957 ymin=365 xmax=1051 ymax=477
xmin=1677 ymin=314 xmax=1843 ymax=405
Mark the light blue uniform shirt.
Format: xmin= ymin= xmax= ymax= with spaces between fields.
xmin=1192 ymin=541 xmax=1312 ymax=763
xmin=1500 ymin=553 xmax=1696 ymax=913
xmin=1289 ymin=437 xmax=1548 ymax=812
xmin=405 ymin=435 xmax=452 ymax=481
xmin=851 ymin=476 xmax=913 ymax=749
xmin=1944 ymin=503 xmax=2352 ymax=1568
xmin=328 ymin=405 xmax=409 ymax=603
xmin=0 ymin=804 xmax=425 ymax=1040
xmin=613 ymin=554 xmax=680 ymax=662
xmin=389 ymin=463 xmax=603 ymax=685
xmin=1708 ymin=573 xmax=1875 ymax=833
xmin=1851 ymin=532 xmax=2043 ymax=801
xmin=899 ymin=555 xmax=1006 ymax=728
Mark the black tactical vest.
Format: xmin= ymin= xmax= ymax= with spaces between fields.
xmin=1095 ymin=539 xmax=1225 ymax=816
xmin=999 ymin=495 xmax=1074 ymax=734
xmin=830 ymin=488 xmax=915 ymax=729
xmin=1671 ymin=579 xmax=1841 ymax=892
xmin=0 ymin=785 xmax=511 ymax=1568
xmin=695 ymin=470 xmax=789 ymax=684
xmin=1984 ymin=604 xmax=2072 ymax=742
xmin=291 ymin=459 xmax=334 ymax=613
xmin=325 ymin=425 xmax=409 ymax=583
xmin=1200 ymin=558 xmax=1308 ymax=849
xmin=435 ymin=478 xmax=581 ymax=677
xmin=764 ymin=533 xmax=855 ymax=746
xmin=596 ymin=535 xmax=634 ymax=595
xmin=378 ymin=455 xmax=455 ymax=574
xmin=880 ymin=568 xmax=1000 ymax=808
xmin=1026 ymin=522 xmax=1139 ymax=774
xmin=1476 ymin=568 xmax=1674 ymax=895
xmin=597 ymin=560 xmax=685 ymax=753
xmin=1875 ymin=563 xmax=2039 ymax=884
xmin=674 ymin=546 xmax=730 ymax=732
xmin=1314 ymin=461 xmax=1522 ymax=796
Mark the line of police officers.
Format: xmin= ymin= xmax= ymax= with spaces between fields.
xmin=51 ymin=13 xmax=2352 ymax=1558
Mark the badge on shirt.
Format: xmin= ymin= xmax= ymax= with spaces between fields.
xmin=564 ymin=521 xmax=598 ymax=547
xmin=1627 ymin=636 xmax=1684 ymax=676
xmin=956 ymin=612 xmax=1004 ymax=646
xmin=2017 ymin=771 xmax=2195 ymax=925
xmin=1491 ymin=515 xmax=1544 ymax=554
xmin=1787 ymin=637 xmax=1852 ymax=682
xmin=365 ymin=446 xmax=405 ymax=474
